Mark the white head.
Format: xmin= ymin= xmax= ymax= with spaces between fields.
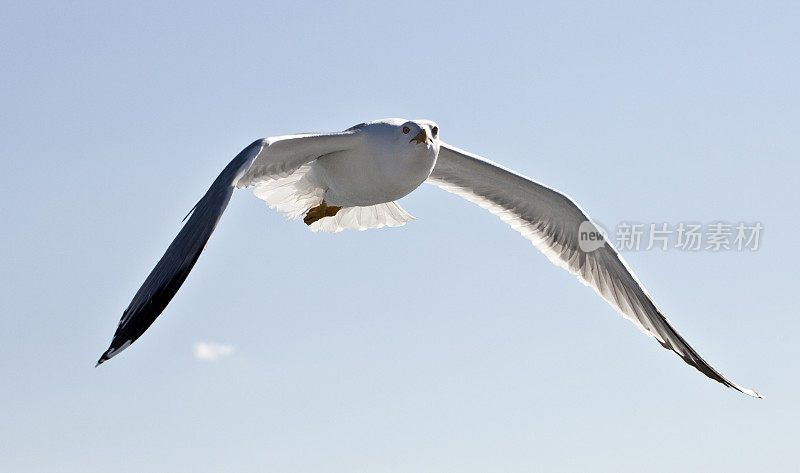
xmin=400 ymin=119 xmax=440 ymax=149
xmin=353 ymin=117 xmax=440 ymax=154
xmin=344 ymin=118 xmax=440 ymax=198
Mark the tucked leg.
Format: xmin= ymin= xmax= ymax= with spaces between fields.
xmin=304 ymin=201 xmax=342 ymax=225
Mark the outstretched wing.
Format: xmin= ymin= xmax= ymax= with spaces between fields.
xmin=97 ymin=131 xmax=361 ymax=365
xmin=427 ymin=142 xmax=760 ymax=397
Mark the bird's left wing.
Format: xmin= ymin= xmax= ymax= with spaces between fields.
xmin=97 ymin=131 xmax=361 ymax=366
xmin=426 ymin=142 xmax=760 ymax=397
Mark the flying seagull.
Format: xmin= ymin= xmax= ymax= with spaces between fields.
xmin=97 ymin=118 xmax=761 ymax=398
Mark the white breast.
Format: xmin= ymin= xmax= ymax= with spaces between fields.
xmin=313 ymin=126 xmax=438 ymax=207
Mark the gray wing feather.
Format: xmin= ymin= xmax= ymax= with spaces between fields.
xmin=98 ymin=129 xmax=363 ymax=365
xmin=96 ymin=140 xmax=264 ymax=365
xmin=428 ymin=142 xmax=760 ymax=398
xmin=235 ymin=131 xmax=361 ymax=188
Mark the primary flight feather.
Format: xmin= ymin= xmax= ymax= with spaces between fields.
xmin=97 ymin=118 xmax=761 ymax=398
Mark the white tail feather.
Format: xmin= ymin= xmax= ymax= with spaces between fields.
xmin=253 ymin=166 xmax=415 ymax=232
xmin=310 ymin=202 xmax=415 ymax=233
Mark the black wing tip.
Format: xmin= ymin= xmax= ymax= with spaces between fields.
xmin=95 ymin=349 xmax=112 ymax=367
xmin=731 ymin=384 xmax=763 ymax=399
xmin=685 ymin=354 xmax=763 ymax=399
xmin=651 ymin=329 xmax=762 ymax=399
xmin=95 ymin=339 xmax=133 ymax=368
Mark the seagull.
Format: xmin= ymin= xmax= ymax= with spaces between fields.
xmin=97 ymin=118 xmax=761 ymax=398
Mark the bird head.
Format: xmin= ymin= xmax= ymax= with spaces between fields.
xmin=401 ymin=120 xmax=439 ymax=148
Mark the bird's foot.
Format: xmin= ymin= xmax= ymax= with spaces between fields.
xmin=304 ymin=201 xmax=342 ymax=225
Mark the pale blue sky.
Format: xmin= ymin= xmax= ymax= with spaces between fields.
xmin=2 ymin=1 xmax=798 ymax=472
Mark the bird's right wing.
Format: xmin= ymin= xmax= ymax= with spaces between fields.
xmin=236 ymin=131 xmax=362 ymax=188
xmin=426 ymin=142 xmax=760 ymax=397
xmin=97 ymin=130 xmax=362 ymax=366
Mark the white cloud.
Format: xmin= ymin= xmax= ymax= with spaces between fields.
xmin=193 ymin=341 xmax=235 ymax=361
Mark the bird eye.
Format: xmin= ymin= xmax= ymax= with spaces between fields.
xmin=431 ymin=126 xmax=438 ymax=136
xmin=402 ymin=126 xmax=410 ymax=134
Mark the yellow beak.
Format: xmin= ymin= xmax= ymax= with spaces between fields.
xmin=409 ymin=129 xmax=431 ymax=145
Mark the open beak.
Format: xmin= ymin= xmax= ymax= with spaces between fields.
xmin=409 ymin=129 xmax=431 ymax=145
